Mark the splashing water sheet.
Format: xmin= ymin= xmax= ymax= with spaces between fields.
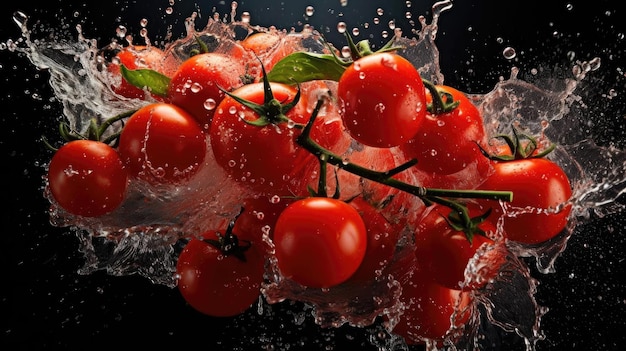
xmin=1 ymin=0 xmax=624 ymax=350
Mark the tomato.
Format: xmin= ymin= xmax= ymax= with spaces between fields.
xmin=240 ymin=31 xmax=301 ymax=75
xmin=477 ymin=157 xmax=572 ymax=244
xmin=413 ymin=204 xmax=505 ymax=290
xmin=107 ymin=45 xmax=179 ymax=100
xmin=337 ymin=52 xmax=427 ymax=148
xmin=117 ymin=102 xmax=207 ymax=184
xmin=176 ymin=225 xmax=265 ymax=317
xmin=399 ymin=85 xmax=490 ymax=185
xmin=392 ymin=268 xmax=473 ymax=343
xmin=344 ymin=196 xmax=400 ymax=283
xmin=272 ymin=197 xmax=367 ymax=288
xmin=209 ymin=81 xmax=322 ymax=196
xmin=167 ymin=52 xmax=246 ymax=129
xmin=47 ymin=140 xmax=128 ymax=217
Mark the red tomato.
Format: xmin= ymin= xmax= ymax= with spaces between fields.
xmin=107 ymin=45 xmax=179 ymax=100
xmin=209 ymin=81 xmax=321 ymax=196
xmin=399 ymin=85 xmax=490 ymax=183
xmin=273 ymin=197 xmax=367 ymax=288
xmin=118 ymin=102 xmax=207 ymax=184
xmin=176 ymin=228 xmax=265 ymax=317
xmin=392 ymin=269 xmax=473 ymax=344
xmin=337 ymin=52 xmax=427 ymax=148
xmin=414 ymin=204 xmax=504 ymax=290
xmin=477 ymin=157 xmax=572 ymax=244
xmin=167 ymin=52 xmax=246 ymax=129
xmin=240 ymin=31 xmax=301 ymax=76
xmin=47 ymin=140 xmax=128 ymax=217
xmin=344 ymin=196 xmax=400 ymax=283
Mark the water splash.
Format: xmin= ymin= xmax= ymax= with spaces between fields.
xmin=4 ymin=0 xmax=625 ymax=350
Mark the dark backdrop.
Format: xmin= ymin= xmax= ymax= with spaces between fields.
xmin=1 ymin=1 xmax=624 ymax=350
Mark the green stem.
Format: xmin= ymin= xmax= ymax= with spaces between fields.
xmin=297 ymin=98 xmax=513 ymax=204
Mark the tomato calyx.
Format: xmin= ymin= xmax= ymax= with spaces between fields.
xmin=42 ymin=110 xmax=134 ymax=151
xmin=478 ymin=126 xmax=556 ymax=162
xmin=221 ymin=63 xmax=302 ymax=127
xmin=442 ymin=205 xmax=493 ymax=244
xmin=423 ymin=79 xmax=460 ymax=115
xmin=203 ymin=207 xmax=252 ymax=262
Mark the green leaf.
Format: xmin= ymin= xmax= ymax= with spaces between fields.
xmin=120 ymin=64 xmax=171 ymax=97
xmin=266 ymin=52 xmax=347 ymax=84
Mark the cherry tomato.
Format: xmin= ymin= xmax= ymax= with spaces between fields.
xmin=118 ymin=102 xmax=207 ymax=184
xmin=477 ymin=157 xmax=572 ymax=244
xmin=392 ymin=268 xmax=473 ymax=344
xmin=344 ymin=196 xmax=400 ymax=283
xmin=167 ymin=52 xmax=246 ymax=129
xmin=399 ymin=85 xmax=490 ymax=185
xmin=47 ymin=140 xmax=128 ymax=217
xmin=414 ymin=204 xmax=504 ymax=290
xmin=337 ymin=52 xmax=427 ymax=148
xmin=273 ymin=197 xmax=367 ymax=288
xmin=240 ymin=31 xmax=301 ymax=75
xmin=107 ymin=45 xmax=179 ymax=100
xmin=209 ymin=81 xmax=321 ymax=196
xmin=176 ymin=227 xmax=265 ymax=317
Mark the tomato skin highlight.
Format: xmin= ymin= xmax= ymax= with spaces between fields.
xmin=176 ymin=233 xmax=265 ymax=317
xmin=338 ymin=52 xmax=427 ymax=148
xmin=47 ymin=140 xmax=128 ymax=217
xmin=118 ymin=102 xmax=207 ymax=184
xmin=477 ymin=158 xmax=572 ymax=244
xmin=167 ymin=52 xmax=246 ymax=128
xmin=273 ymin=197 xmax=368 ymax=288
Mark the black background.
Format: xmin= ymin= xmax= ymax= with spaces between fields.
xmin=1 ymin=0 xmax=625 ymax=350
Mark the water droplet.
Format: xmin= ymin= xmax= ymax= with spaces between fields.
xmin=270 ymin=195 xmax=281 ymax=204
xmin=352 ymin=27 xmax=360 ymax=36
xmin=503 ymin=46 xmax=516 ymax=59
xmin=405 ymin=12 xmax=412 ymax=19
xmin=165 ymin=7 xmax=174 ymax=15
xmin=204 ymin=98 xmax=216 ymax=110
xmin=190 ymin=82 xmax=202 ymax=93
xmin=566 ymin=3 xmax=574 ymax=11
xmin=305 ymin=6 xmax=315 ymax=17
xmin=381 ymin=30 xmax=389 ymax=38
xmin=388 ymin=20 xmax=396 ymax=30
xmin=373 ymin=17 xmax=380 ymax=25
xmin=241 ymin=12 xmax=251 ymax=23
xmin=406 ymin=1 xmax=412 ymax=7
xmin=341 ymin=46 xmax=351 ymax=58
xmin=140 ymin=18 xmax=148 ymax=27
xmin=375 ymin=102 xmax=385 ymax=113
xmin=340 ymin=0 xmax=348 ymax=7
xmin=231 ymin=1 xmax=238 ymax=10
xmin=337 ymin=21 xmax=347 ymax=33
xmin=377 ymin=8 xmax=384 ymax=16
xmin=228 ymin=106 xmax=237 ymax=114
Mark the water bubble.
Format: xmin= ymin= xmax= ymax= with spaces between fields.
xmin=340 ymin=0 xmax=348 ymax=7
xmin=373 ymin=17 xmax=380 ymax=25
xmin=228 ymin=105 xmax=237 ymax=114
xmin=496 ymin=37 xmax=504 ymax=44
xmin=341 ymin=46 xmax=351 ymax=58
xmin=337 ymin=21 xmax=347 ymax=33
xmin=388 ymin=20 xmax=396 ymax=30
xmin=116 ymin=25 xmax=127 ymax=38
xmin=241 ymin=12 xmax=251 ymax=23
xmin=165 ymin=7 xmax=174 ymax=15
xmin=305 ymin=6 xmax=315 ymax=17
xmin=204 ymin=98 xmax=216 ymax=111
xmin=405 ymin=12 xmax=412 ymax=19
xmin=503 ymin=47 xmax=516 ymax=59
xmin=352 ymin=27 xmax=360 ymax=36
xmin=566 ymin=3 xmax=574 ymax=11
xmin=377 ymin=8 xmax=384 ymax=16
xmin=140 ymin=18 xmax=148 ymax=27
xmin=381 ymin=30 xmax=389 ymax=38
xmin=270 ymin=195 xmax=281 ymax=204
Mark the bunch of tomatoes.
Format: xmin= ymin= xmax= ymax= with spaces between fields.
xmin=44 ymin=28 xmax=573 ymax=346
